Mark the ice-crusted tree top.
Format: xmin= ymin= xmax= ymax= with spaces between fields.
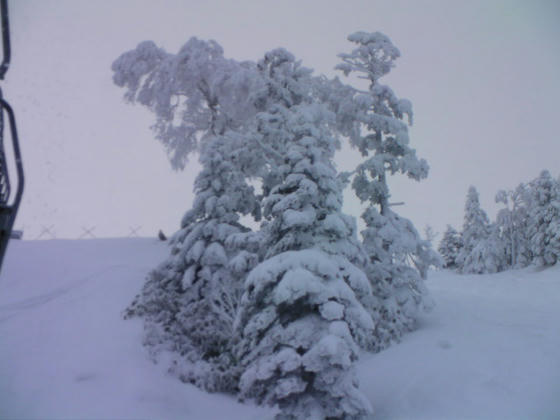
xmin=495 ymin=183 xmax=531 ymax=235
xmin=112 ymin=38 xmax=264 ymax=170
xmin=464 ymin=186 xmax=489 ymax=224
xmin=334 ymin=31 xmax=428 ymax=213
xmin=249 ymin=49 xmax=326 ymax=197
xmin=336 ymin=31 xmax=412 ymax=127
xmin=530 ymin=170 xmax=558 ymax=207
xmin=336 ymin=31 xmax=400 ymax=84
xmin=496 ymin=182 xmax=531 ymax=211
xmin=256 ymin=48 xmax=313 ymax=110
xmin=528 ymin=171 xmax=559 ymax=229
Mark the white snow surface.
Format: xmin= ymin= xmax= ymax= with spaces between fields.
xmin=0 ymin=239 xmax=272 ymax=420
xmin=1 ymin=238 xmax=559 ymax=419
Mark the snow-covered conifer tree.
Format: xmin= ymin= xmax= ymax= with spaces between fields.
xmin=457 ymin=186 xmax=491 ymax=273
xmin=126 ymin=132 xmax=261 ymax=392
xmin=438 ymin=225 xmax=463 ymax=269
xmin=114 ymin=38 xmax=265 ymax=392
xmin=527 ymin=170 xmax=560 ymax=267
xmin=334 ymin=32 xmax=437 ymax=346
xmin=235 ymin=50 xmax=374 ymax=420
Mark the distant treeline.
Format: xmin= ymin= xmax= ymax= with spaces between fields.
xmin=439 ymin=170 xmax=560 ymax=273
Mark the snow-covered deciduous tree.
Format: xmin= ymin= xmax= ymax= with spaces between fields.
xmin=334 ymin=31 xmax=436 ymax=346
xmin=234 ymin=52 xmax=374 ymax=419
xmin=112 ymin=37 xmax=262 ymax=169
xmin=495 ymin=184 xmax=532 ymax=268
xmin=456 ymin=186 xmax=491 ymax=273
xmin=438 ymin=225 xmax=463 ymax=269
xmin=527 ymin=170 xmax=560 ymax=267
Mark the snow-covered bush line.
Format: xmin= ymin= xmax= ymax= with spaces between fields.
xmin=439 ymin=170 xmax=560 ymax=274
xmin=113 ymin=31 xmax=436 ymax=419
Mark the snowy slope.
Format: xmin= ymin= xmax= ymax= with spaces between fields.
xmin=361 ymin=268 xmax=560 ymax=419
xmin=1 ymin=239 xmax=559 ymax=419
xmin=0 ymin=239 xmax=273 ymax=420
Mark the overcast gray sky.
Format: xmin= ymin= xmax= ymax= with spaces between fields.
xmin=6 ymin=0 xmax=560 ymax=240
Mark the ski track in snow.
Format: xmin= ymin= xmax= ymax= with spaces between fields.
xmin=1 ymin=238 xmax=559 ymax=419
xmin=0 ymin=265 xmax=130 ymax=322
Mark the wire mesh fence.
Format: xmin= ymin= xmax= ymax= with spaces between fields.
xmin=11 ymin=225 xmax=161 ymax=240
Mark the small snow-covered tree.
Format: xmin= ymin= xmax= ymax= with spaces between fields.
xmin=527 ymin=170 xmax=560 ymax=267
xmin=235 ymin=50 xmax=374 ymax=420
xmin=126 ymin=132 xmax=261 ymax=392
xmin=334 ymin=31 xmax=436 ymax=345
xmin=485 ymin=223 xmax=508 ymax=272
xmin=462 ymin=222 xmax=506 ymax=274
xmin=438 ymin=225 xmax=463 ymax=269
xmin=360 ymin=207 xmax=439 ymax=348
xmin=495 ymin=184 xmax=532 ymax=268
xmin=457 ymin=186 xmax=491 ymax=273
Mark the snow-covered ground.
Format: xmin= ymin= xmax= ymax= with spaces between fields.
xmin=0 ymin=238 xmax=558 ymax=419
